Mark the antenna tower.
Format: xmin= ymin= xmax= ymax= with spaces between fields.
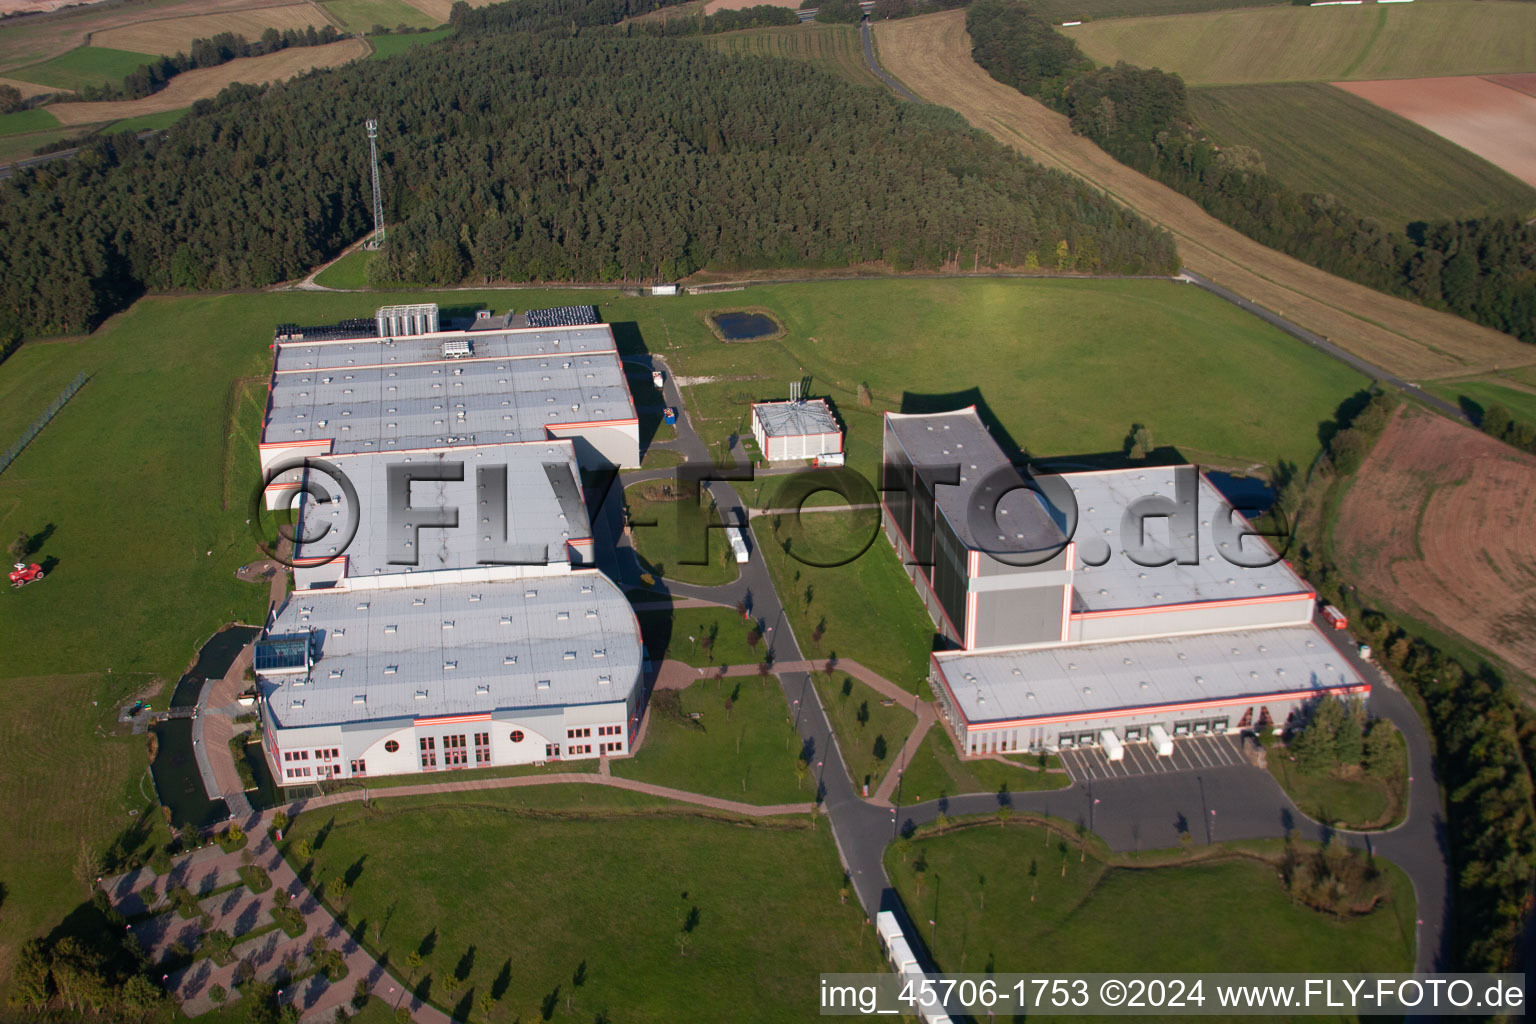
xmin=365 ymin=119 xmax=386 ymax=250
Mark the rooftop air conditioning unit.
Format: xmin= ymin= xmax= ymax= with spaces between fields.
xmin=442 ymin=339 xmax=472 ymax=359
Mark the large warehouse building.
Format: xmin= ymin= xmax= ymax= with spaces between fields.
xmin=252 ymin=306 xmax=647 ymax=784
xmin=882 ymin=408 xmax=1366 ymax=755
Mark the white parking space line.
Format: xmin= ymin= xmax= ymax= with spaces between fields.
xmin=1059 ymin=734 xmax=1256 ymax=782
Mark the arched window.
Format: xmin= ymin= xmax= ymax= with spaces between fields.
xmin=510 ymin=730 xmax=525 ymax=743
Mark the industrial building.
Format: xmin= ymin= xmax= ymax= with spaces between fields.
xmin=750 ymin=397 xmax=843 ymax=463
xmin=253 ymin=305 xmax=647 ymax=783
xmin=882 ymin=408 xmax=1365 ymax=755
xmin=261 ymin=305 xmax=638 ymax=505
xmin=255 ymin=574 xmax=644 ymax=781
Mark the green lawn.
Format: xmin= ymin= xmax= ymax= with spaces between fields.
xmin=278 ymin=788 xmax=878 ymax=1022
xmin=624 ymin=479 xmax=741 ymax=587
xmin=8 ymin=45 xmax=158 ymax=91
xmin=1267 ymin=728 xmax=1408 ymax=830
xmin=1065 ymin=2 xmax=1536 ymax=85
xmin=1024 ymin=0 xmax=1285 ymax=20
xmin=1190 ymin=83 xmax=1536 ymax=228
xmin=886 ymin=823 xmax=1416 ymax=978
xmin=1429 ymin=377 xmax=1536 ymax=429
xmin=0 ymin=106 xmax=60 ymax=137
xmin=367 ymin=27 xmax=455 ymax=59
xmin=312 ymin=248 xmax=377 ymax=289
xmin=322 ymin=0 xmax=438 ymax=33
xmin=758 ymin=508 xmax=936 ymax=688
xmin=0 ymin=125 xmax=81 ymax=164
xmin=637 ymin=605 xmax=765 ymax=667
xmin=896 ymin=729 xmax=1069 ymax=805
xmin=613 ymin=675 xmax=808 ymax=804
xmin=810 ymin=671 xmax=916 ymax=794
xmin=105 ymin=106 xmax=189 ymax=134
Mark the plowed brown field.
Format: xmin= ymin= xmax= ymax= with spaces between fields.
xmin=872 ymin=10 xmax=1536 ymax=382
xmin=1334 ymin=406 xmax=1536 ymax=681
xmin=45 ymin=37 xmax=365 ymax=123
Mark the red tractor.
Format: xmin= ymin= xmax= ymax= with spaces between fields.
xmin=9 ymin=562 xmax=44 ymax=587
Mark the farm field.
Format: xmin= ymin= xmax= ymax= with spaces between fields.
xmin=872 ymin=10 xmax=1536 ymax=381
xmin=1336 ymin=76 xmax=1536 ymax=189
xmin=323 ymin=0 xmax=439 ymax=33
xmin=89 ymin=1 xmax=334 ymax=55
xmin=1189 ymin=82 xmax=1536 ymax=226
xmin=0 ymin=123 xmax=77 ymax=164
xmin=365 ymin=26 xmax=453 ymax=58
xmin=8 ymin=44 xmax=158 ymax=91
xmin=704 ymin=0 xmax=794 ymax=12
xmin=1026 ymin=0 xmax=1284 ymax=20
xmin=1331 ymin=406 xmax=1536 ymax=682
xmin=104 ymin=104 xmax=192 ymax=132
xmin=885 ymin=823 xmax=1416 ymax=977
xmin=707 ymin=25 xmax=881 ymax=89
xmin=395 ymin=0 xmax=497 ymax=25
xmin=1429 ymin=377 xmax=1536 ymax=427
xmin=1063 ymin=2 xmax=1536 ymax=86
xmin=278 ymin=789 xmax=881 ymax=1023
xmin=0 ymin=105 xmax=61 ymax=137
xmin=44 ymin=38 xmax=369 ymax=123
xmin=0 ymin=74 xmax=59 ymax=99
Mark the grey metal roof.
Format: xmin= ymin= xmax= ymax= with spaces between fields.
xmin=1066 ymin=469 xmax=1308 ymax=611
xmin=884 ymin=409 xmax=1067 ymax=554
xmin=935 ymin=625 xmax=1362 ymax=726
xmin=292 ymin=442 xmax=591 ymax=577
xmin=272 ymin=325 xmax=619 ymax=373
xmin=261 ymin=574 xmax=643 ymax=728
xmin=263 ymin=338 xmax=634 ymax=455
xmin=753 ymin=399 xmax=841 ymax=438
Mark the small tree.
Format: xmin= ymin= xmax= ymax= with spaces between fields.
xmin=872 ymin=735 xmax=888 ymax=761
xmin=325 ymin=876 xmax=349 ymax=904
xmin=405 ymin=951 xmax=423 ymax=983
xmin=210 ymin=983 xmax=228 ymax=1005
xmin=1364 ymin=721 xmax=1398 ymax=778
xmin=840 ymin=677 xmax=853 ymax=702
xmin=855 ymin=701 xmax=870 ymax=728
xmin=8 ymin=531 xmax=27 ymax=561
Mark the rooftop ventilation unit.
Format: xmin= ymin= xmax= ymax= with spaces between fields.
xmin=442 ymin=338 xmax=472 ymax=359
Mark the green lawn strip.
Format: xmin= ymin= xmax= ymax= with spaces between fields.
xmin=637 ymin=605 xmax=764 ymax=667
xmin=623 ymin=478 xmax=740 ymax=586
xmin=277 ymin=792 xmax=879 ymax=1022
xmin=756 ymin=507 xmax=935 ymax=688
xmin=1266 ymin=727 xmax=1408 ymax=830
xmin=1428 ymin=377 xmax=1536 ymax=428
xmin=366 ymin=28 xmax=454 ymax=60
xmin=811 ymin=671 xmax=915 ymax=795
xmin=9 ymin=45 xmax=159 ymax=90
xmin=613 ymin=674 xmax=809 ymax=805
xmin=1188 ymin=83 xmax=1536 ymax=228
xmin=322 ymin=758 xmax=601 ymax=792
xmin=104 ymin=106 xmax=189 ymax=134
xmin=323 ymin=0 xmax=437 ymax=34
xmin=312 ymin=248 xmax=376 ymax=289
xmin=886 ymin=820 xmax=1415 ymax=980
xmin=0 ymin=106 xmax=61 ymax=136
xmin=896 ymin=728 xmax=1069 ymax=807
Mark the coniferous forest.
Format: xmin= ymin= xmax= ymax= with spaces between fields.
xmin=967 ymin=0 xmax=1536 ymax=345
xmin=0 ymin=13 xmax=1177 ymax=341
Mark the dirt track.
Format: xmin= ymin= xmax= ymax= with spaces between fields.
xmin=45 ymin=37 xmax=366 ymax=123
xmin=1334 ymin=406 xmax=1536 ymax=682
xmin=872 ymin=11 xmax=1536 ymax=382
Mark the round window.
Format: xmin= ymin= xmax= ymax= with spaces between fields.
xmin=384 ymin=740 xmax=399 ymax=753
xmin=510 ymin=730 xmax=525 ymax=743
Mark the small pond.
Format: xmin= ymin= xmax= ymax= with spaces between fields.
xmin=711 ymin=311 xmax=780 ymax=341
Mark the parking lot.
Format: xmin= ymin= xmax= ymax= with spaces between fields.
xmin=1058 ymin=733 xmax=1250 ymax=782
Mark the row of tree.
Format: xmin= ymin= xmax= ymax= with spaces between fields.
xmin=966 ymin=0 xmax=1536 ymax=344
xmin=0 ymin=28 xmax=1176 ymax=338
xmin=11 ymin=892 xmax=166 ymax=1020
xmin=1478 ymin=404 xmax=1536 ymax=458
xmin=1283 ymin=695 xmax=1398 ymax=780
xmin=67 ymin=26 xmax=347 ymax=103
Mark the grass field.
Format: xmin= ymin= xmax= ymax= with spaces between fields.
xmin=1190 ymin=83 xmax=1536 ymax=227
xmin=324 ymin=0 xmax=439 ymax=33
xmin=1267 ymin=728 xmax=1407 ymax=830
xmin=45 ymin=39 xmax=369 ymax=124
xmin=9 ymin=45 xmax=158 ymax=91
xmin=810 ymin=670 xmax=916 ymax=794
xmin=757 ymin=509 xmax=937 ymax=688
xmin=0 ymin=124 xmax=79 ymax=164
xmin=312 ymin=247 xmax=376 ymax=287
xmin=896 ymin=729 xmax=1069 ymax=805
xmin=104 ymin=105 xmax=191 ymax=133
xmin=624 ymin=480 xmax=741 ymax=587
xmin=279 ymin=788 xmax=879 ymax=1022
xmin=0 ymin=106 xmax=61 ymax=137
xmin=873 ymin=11 xmax=1536 ymax=381
xmin=886 ymin=822 xmax=1416 ymax=977
xmin=1064 ymin=2 xmax=1536 ymax=85
xmin=366 ymin=26 xmax=453 ymax=58
xmin=612 ymin=675 xmax=809 ymax=804
xmin=1429 ymin=377 xmax=1536 ymax=426
xmin=637 ymin=605 xmax=765 ymax=667
xmin=707 ymin=25 xmax=881 ymax=89
xmin=90 ymin=2 xmax=333 ymax=56
xmin=1026 ymin=0 xmax=1284 ymax=21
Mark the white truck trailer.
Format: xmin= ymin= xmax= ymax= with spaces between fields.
xmin=1099 ymin=729 xmax=1125 ymax=762
xmin=727 ymin=525 xmax=751 ymax=563
xmin=1149 ymin=723 xmax=1173 ymax=757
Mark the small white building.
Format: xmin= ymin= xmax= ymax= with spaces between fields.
xmin=750 ymin=398 xmax=843 ymax=462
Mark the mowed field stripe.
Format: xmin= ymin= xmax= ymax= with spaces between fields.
xmin=872 ymin=10 xmax=1536 ymax=382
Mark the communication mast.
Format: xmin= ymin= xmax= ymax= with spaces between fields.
xmin=365 ymin=118 xmax=386 ymax=250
